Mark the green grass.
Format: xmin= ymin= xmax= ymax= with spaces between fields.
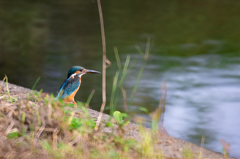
xmin=0 ymin=82 xmax=150 ymax=158
xmin=182 ymin=147 xmax=194 ymax=159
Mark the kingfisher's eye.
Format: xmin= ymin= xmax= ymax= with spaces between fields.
xmin=79 ymin=69 xmax=83 ymax=72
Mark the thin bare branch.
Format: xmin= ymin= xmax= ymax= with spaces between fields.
xmin=95 ymin=0 xmax=110 ymax=131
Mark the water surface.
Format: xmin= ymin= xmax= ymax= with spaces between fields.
xmin=0 ymin=0 xmax=240 ymax=158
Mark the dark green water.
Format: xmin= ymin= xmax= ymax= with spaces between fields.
xmin=0 ymin=0 xmax=240 ymax=157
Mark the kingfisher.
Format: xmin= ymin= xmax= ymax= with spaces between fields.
xmin=55 ymin=66 xmax=100 ymax=104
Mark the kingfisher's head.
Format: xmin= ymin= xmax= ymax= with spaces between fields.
xmin=67 ymin=66 xmax=100 ymax=78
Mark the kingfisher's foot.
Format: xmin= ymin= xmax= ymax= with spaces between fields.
xmin=63 ymin=100 xmax=76 ymax=104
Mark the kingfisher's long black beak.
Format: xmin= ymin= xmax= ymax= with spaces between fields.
xmin=84 ymin=69 xmax=101 ymax=74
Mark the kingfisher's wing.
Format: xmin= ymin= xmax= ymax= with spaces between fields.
xmin=55 ymin=74 xmax=80 ymax=100
xmin=55 ymin=78 xmax=68 ymax=100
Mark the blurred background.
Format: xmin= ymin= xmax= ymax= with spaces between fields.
xmin=0 ymin=0 xmax=239 ymax=158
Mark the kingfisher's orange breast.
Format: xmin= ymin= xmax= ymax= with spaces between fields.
xmin=63 ymin=78 xmax=81 ymax=103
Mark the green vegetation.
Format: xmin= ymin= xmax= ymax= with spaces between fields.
xmin=182 ymin=147 xmax=194 ymax=159
xmin=0 ymin=83 xmax=162 ymax=158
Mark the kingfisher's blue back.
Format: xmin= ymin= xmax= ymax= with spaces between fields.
xmin=55 ymin=66 xmax=100 ymax=104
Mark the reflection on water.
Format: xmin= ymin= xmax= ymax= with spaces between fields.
xmin=125 ymin=54 xmax=240 ymax=157
xmin=0 ymin=0 xmax=240 ymax=158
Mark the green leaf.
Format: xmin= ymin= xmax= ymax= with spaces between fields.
xmin=70 ymin=117 xmax=82 ymax=130
xmin=121 ymin=113 xmax=128 ymax=118
xmin=7 ymin=132 xmax=21 ymax=139
xmin=86 ymin=118 xmax=96 ymax=128
xmin=105 ymin=121 xmax=113 ymax=127
xmin=31 ymin=77 xmax=41 ymax=90
xmin=65 ymin=103 xmax=75 ymax=107
xmin=138 ymin=107 xmax=150 ymax=115
xmin=113 ymin=111 xmax=122 ymax=123
xmin=64 ymin=110 xmax=72 ymax=115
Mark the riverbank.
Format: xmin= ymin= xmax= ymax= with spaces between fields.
xmin=0 ymin=80 xmax=234 ymax=159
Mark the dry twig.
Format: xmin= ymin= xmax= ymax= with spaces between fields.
xmin=95 ymin=0 xmax=111 ymax=131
